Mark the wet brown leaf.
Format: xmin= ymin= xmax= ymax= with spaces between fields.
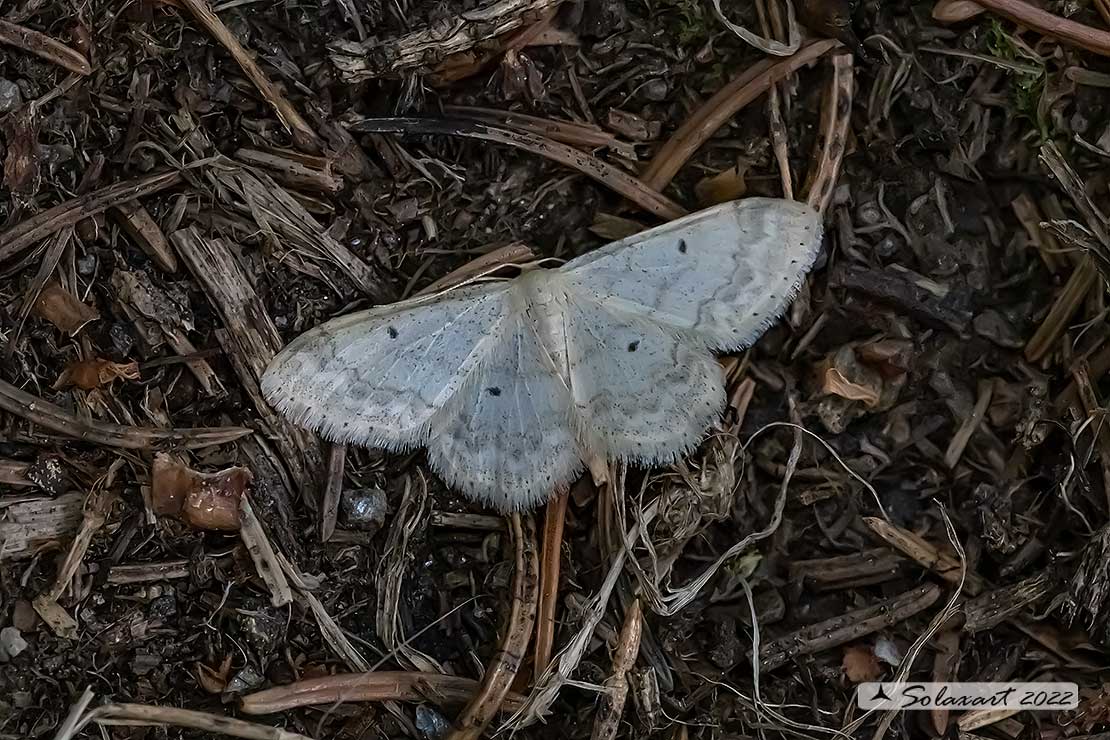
xmin=694 ymin=164 xmax=747 ymax=207
xmin=842 ymin=644 xmax=883 ymax=682
xmin=151 ymin=453 xmax=252 ymax=531
xmin=53 ymin=359 xmax=140 ymax=391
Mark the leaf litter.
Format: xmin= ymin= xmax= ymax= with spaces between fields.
xmin=1 ymin=0 xmax=1110 ymax=738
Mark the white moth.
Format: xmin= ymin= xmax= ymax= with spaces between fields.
xmin=261 ymin=197 xmax=823 ymax=512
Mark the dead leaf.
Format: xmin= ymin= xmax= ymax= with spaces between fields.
xmin=589 ymin=212 xmax=645 ymax=241
xmin=197 ymin=655 xmax=234 ymax=693
xmin=842 ymin=644 xmax=883 ymax=682
xmin=151 ymin=453 xmax=252 ymax=531
xmin=695 ymin=164 xmax=747 ymax=207
xmin=1 ymin=107 xmax=40 ymax=195
xmin=53 ymin=359 xmax=140 ymax=391
xmin=822 ymin=367 xmax=882 ymax=406
xmin=32 ymin=281 xmax=99 ymax=335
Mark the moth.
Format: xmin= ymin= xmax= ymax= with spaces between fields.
xmin=261 ymin=197 xmax=824 ymax=512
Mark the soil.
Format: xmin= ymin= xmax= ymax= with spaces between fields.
xmin=2 ymin=0 xmax=1110 ymax=738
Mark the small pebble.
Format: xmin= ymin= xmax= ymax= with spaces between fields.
xmin=11 ymin=600 xmax=38 ymax=632
xmin=974 ymin=309 xmax=1023 ymax=348
xmin=640 ymin=78 xmax=669 ymax=102
xmin=415 ymin=704 xmax=450 ymax=739
xmin=225 ymin=665 xmax=265 ymax=694
xmin=0 ymin=78 xmax=21 ymax=114
xmin=147 ymin=594 xmax=177 ymax=620
xmin=341 ymin=487 xmax=388 ymax=533
xmin=238 ymin=608 xmax=284 ymax=657
xmin=0 ymin=627 xmax=29 ymax=661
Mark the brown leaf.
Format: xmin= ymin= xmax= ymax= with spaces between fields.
xmin=1 ymin=107 xmax=40 ymax=195
xmin=196 ymin=654 xmax=234 ymax=694
xmin=151 ymin=453 xmax=252 ymax=531
xmin=842 ymin=644 xmax=882 ymax=683
xmin=53 ymin=358 xmax=140 ymax=391
xmin=821 ymin=367 xmax=882 ymax=406
xmin=32 ymin=281 xmax=99 ymax=335
xmin=695 ymin=164 xmax=747 ymax=207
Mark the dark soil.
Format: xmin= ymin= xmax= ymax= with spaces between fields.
xmin=3 ymin=0 xmax=1110 ymax=738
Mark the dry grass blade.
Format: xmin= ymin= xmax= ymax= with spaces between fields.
xmin=319 ymin=442 xmax=345 ymax=542
xmin=5 ymin=227 xmax=71 ymax=357
xmin=0 ymin=171 xmax=182 ymax=264
xmin=803 ymin=51 xmax=854 ymax=214
xmin=0 ymin=19 xmax=91 ymax=75
xmin=213 ymin=164 xmax=394 ymax=300
xmin=377 ymin=475 xmax=443 ymax=674
xmin=345 ymin=117 xmax=685 ymax=220
xmin=175 ymin=0 xmax=321 ymax=151
xmin=501 ymin=507 xmax=656 ymax=730
xmin=642 ymin=38 xmax=839 ymax=192
xmin=239 ymin=496 xmax=293 ymax=607
xmin=240 ymin=672 xmax=527 ymax=714
xmin=450 ymin=512 xmax=539 ymax=739
xmin=0 ymin=377 xmax=251 ymax=449
xmin=444 ymin=106 xmax=618 ymax=148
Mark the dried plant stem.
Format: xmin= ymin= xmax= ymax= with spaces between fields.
xmin=0 ymin=171 xmax=182 ymax=264
xmin=240 ymin=672 xmax=528 ymax=715
xmin=347 ymin=117 xmax=685 ymax=220
xmin=450 ymin=512 xmax=540 ymax=739
xmin=0 ymin=377 xmax=250 ymax=449
xmin=319 ymin=441 xmax=345 ymax=541
xmin=534 ymin=488 xmax=568 ymax=682
xmin=589 ymin=599 xmax=643 ymax=740
xmin=1072 ymin=362 xmax=1110 ymax=512
xmin=803 ymin=51 xmax=854 ymax=215
xmin=944 ymin=0 xmax=1110 ymax=58
xmin=175 ymin=0 xmax=321 ymax=151
xmin=759 ymin=584 xmax=941 ymax=671
xmin=0 ymin=19 xmax=91 ymax=75
xmin=69 ymin=702 xmax=313 ymax=740
xmin=757 ymin=0 xmax=793 ymax=200
xmin=642 ymin=38 xmax=839 ymax=192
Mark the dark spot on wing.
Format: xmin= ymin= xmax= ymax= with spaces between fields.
xmin=487 ymin=386 xmax=502 ymax=396
xmin=387 ymin=326 xmax=398 ymax=338
xmin=678 ymin=239 xmax=687 ymax=254
xmin=627 ymin=340 xmax=640 ymax=352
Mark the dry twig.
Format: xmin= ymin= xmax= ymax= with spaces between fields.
xmin=240 ymin=672 xmax=527 ymax=715
xmin=346 ymin=117 xmax=685 ymax=220
xmin=589 ymin=599 xmax=643 ymax=740
xmin=0 ymin=19 xmax=91 ymax=75
xmin=643 ymin=39 xmax=839 ymax=192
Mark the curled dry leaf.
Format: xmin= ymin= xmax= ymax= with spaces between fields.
xmin=196 ymin=655 xmax=234 ymax=694
xmin=931 ymin=0 xmax=986 ymax=23
xmin=1 ymin=107 xmax=40 ymax=195
xmin=32 ymin=281 xmax=100 ymax=335
xmin=53 ymin=358 xmax=140 ymax=391
xmin=842 ymin=644 xmax=883 ymax=682
xmin=694 ymin=164 xmax=748 ymax=207
xmin=811 ymin=339 xmax=914 ymax=433
xmin=151 ymin=453 xmax=252 ymax=531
